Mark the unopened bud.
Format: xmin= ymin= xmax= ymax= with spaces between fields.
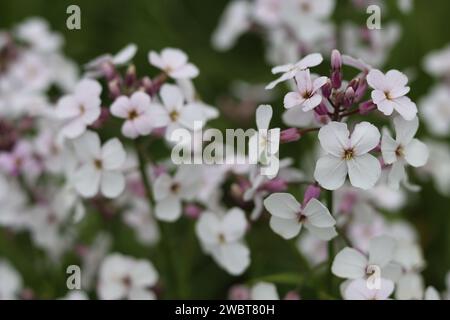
xmin=303 ymin=184 xmax=321 ymax=206
xmin=359 ymin=100 xmax=376 ymax=114
xmin=125 ymin=64 xmax=137 ymax=87
xmin=331 ymin=49 xmax=342 ymax=70
xmin=321 ymin=80 xmax=332 ymax=98
xmin=343 ymin=87 xmax=355 ymax=107
xmin=108 ymin=79 xmax=121 ymax=99
xmin=280 ymin=128 xmax=300 ymax=143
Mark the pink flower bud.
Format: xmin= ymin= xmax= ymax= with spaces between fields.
xmin=303 ymin=184 xmax=321 ymax=206
xmin=343 ymin=87 xmax=355 ymax=107
xmin=108 ymin=79 xmax=121 ymax=99
xmin=125 ymin=64 xmax=137 ymax=87
xmin=280 ymin=128 xmax=300 ymax=143
xmin=358 ymin=100 xmax=376 ymax=114
xmin=100 ymin=62 xmax=117 ymax=81
xmin=228 ymin=285 xmax=251 ymax=300
xmin=321 ymin=80 xmax=332 ymax=98
xmin=284 ymin=291 xmax=301 ymax=300
xmin=184 ymin=204 xmax=202 ymax=219
xmin=263 ymin=177 xmax=288 ymax=193
xmin=331 ymin=49 xmax=342 ymax=70
xmin=331 ymin=69 xmax=342 ymax=89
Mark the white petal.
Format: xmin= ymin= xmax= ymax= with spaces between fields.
xmin=350 ymin=122 xmax=380 ymax=155
xmin=263 ymin=193 xmax=301 ymax=219
xmin=73 ymin=131 xmax=101 ymax=162
xmin=393 ymin=116 xmax=418 ymax=145
xmin=269 ymin=216 xmax=301 ymax=239
xmin=347 ymin=154 xmax=381 ymax=190
xmin=392 ymin=96 xmax=417 ymax=121
xmin=196 ymin=212 xmax=220 ymax=246
xmin=213 ymin=242 xmax=250 ymax=276
xmin=303 ymin=198 xmax=335 ymax=228
xmin=395 ymin=273 xmax=424 ymax=300
xmin=388 ymin=161 xmax=406 ymax=189
xmin=148 ymin=51 xmax=165 ymax=70
xmin=297 ymin=53 xmax=323 ymax=69
xmin=122 ymin=121 xmax=139 ymax=139
xmin=155 ymin=196 xmax=182 ymax=222
xmin=100 ymin=171 xmax=125 ymax=198
xmin=282 ymin=107 xmax=314 ymax=128
xmin=222 ymin=208 xmax=247 ymax=242
xmin=250 ymin=282 xmax=279 ymax=300
xmin=404 ymin=139 xmax=428 ymax=167
xmin=381 ymin=130 xmax=398 ymax=165
xmin=74 ymin=164 xmax=100 ymax=198
xmin=314 ymin=155 xmax=347 ymax=190
xmin=305 ymin=225 xmax=337 ymax=241
xmin=318 ymin=122 xmax=350 ymax=157
xmin=344 ymin=278 xmax=394 ymax=300
xmin=101 ymin=138 xmax=126 ymax=170
xmin=161 ymin=48 xmax=188 ymax=69
xmin=111 ymin=96 xmax=131 ymax=118
xmin=367 ymin=69 xmax=388 ymax=91
xmin=112 ymin=43 xmax=137 ymax=65
xmin=153 ymin=173 xmax=172 ymax=201
xmin=159 ymin=84 xmax=184 ymax=110
xmin=332 ymin=247 xmax=368 ymax=279
xmin=170 ymin=63 xmax=199 ymax=79
xmin=283 ymin=92 xmax=304 ymax=109
xmin=62 ymin=119 xmax=87 ymax=139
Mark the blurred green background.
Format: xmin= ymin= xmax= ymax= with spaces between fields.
xmin=1 ymin=0 xmax=450 ymax=299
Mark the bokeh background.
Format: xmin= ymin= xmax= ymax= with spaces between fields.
xmin=1 ymin=0 xmax=449 ymax=299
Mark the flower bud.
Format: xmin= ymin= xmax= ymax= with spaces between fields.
xmin=303 ymin=184 xmax=321 ymax=206
xmin=358 ymin=100 xmax=376 ymax=114
xmin=280 ymin=128 xmax=300 ymax=143
xmin=108 ymin=79 xmax=121 ymax=99
xmin=331 ymin=49 xmax=342 ymax=70
xmin=263 ymin=177 xmax=288 ymax=193
xmin=184 ymin=204 xmax=202 ymax=219
xmin=321 ymin=80 xmax=332 ymax=98
xmin=125 ymin=64 xmax=137 ymax=87
xmin=331 ymin=69 xmax=342 ymax=89
xmin=343 ymin=87 xmax=355 ymax=107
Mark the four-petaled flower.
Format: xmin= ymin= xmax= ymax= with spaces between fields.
xmin=110 ymin=91 xmax=154 ymax=139
xmin=314 ymin=121 xmax=381 ymax=190
xmin=148 ymin=48 xmax=199 ymax=79
xmin=367 ymin=69 xmax=417 ymax=121
xmin=284 ymin=69 xmax=328 ymax=111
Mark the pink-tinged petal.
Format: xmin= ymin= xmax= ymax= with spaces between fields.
xmin=256 ymin=104 xmax=272 ymax=130
xmin=297 ymin=53 xmax=323 ymax=69
xmin=170 ymin=63 xmax=199 ymax=79
xmin=75 ymin=79 xmax=102 ymax=97
xmin=350 ymin=122 xmax=380 ymax=155
xmin=271 ymin=63 xmax=292 ymax=74
xmin=344 ymin=278 xmax=394 ymax=300
xmin=302 ymin=94 xmax=322 ymax=111
xmin=111 ymin=96 xmax=131 ymax=118
xmin=392 ymin=96 xmax=417 ymax=120
xmin=81 ymin=105 xmax=101 ymax=124
xmin=303 ymin=198 xmax=335 ymax=228
xmin=404 ymin=139 xmax=428 ymax=167
xmin=314 ymin=155 xmax=347 ymax=190
xmin=375 ymin=99 xmax=395 ymax=116
xmin=56 ymin=96 xmax=79 ymax=119
xmin=101 ymin=171 xmax=125 ymax=198
xmin=265 ymin=72 xmax=293 ymax=90
xmin=130 ymin=91 xmax=151 ymax=113
xmin=367 ymin=69 xmax=387 ymax=91
xmin=155 ymin=196 xmax=182 ymax=222
xmin=371 ymin=90 xmax=387 ymax=105
xmin=62 ymin=119 xmax=87 ymax=139
xmin=159 ymin=84 xmax=184 ymax=111
xmin=263 ymin=193 xmax=301 ymax=220
xmin=313 ymin=76 xmax=328 ymax=92
xmin=294 ymin=69 xmax=313 ymax=93
xmin=381 ymin=130 xmax=398 ymax=164
xmin=390 ymin=86 xmax=410 ymax=99
xmin=148 ymin=103 xmax=171 ymax=128
xmin=112 ymin=43 xmax=137 ymax=65
xmin=284 ymin=92 xmax=305 ymax=109
xmin=386 ymin=69 xmax=408 ymax=89
xmin=269 ymin=216 xmax=302 ymax=239
xmin=161 ymin=48 xmax=188 ymax=69
xmin=347 ymin=154 xmax=381 ymax=190
xmin=331 ymin=248 xmax=367 ymax=279
xmin=148 ymin=51 xmax=165 ymax=69
xmin=394 ymin=116 xmax=418 ymax=145
xmin=122 ymin=121 xmax=139 ymax=139
xmin=101 ymin=138 xmax=126 ymax=170
xmin=134 ymin=115 xmax=152 ymax=136
xmin=318 ymin=122 xmax=350 ymax=157
xmin=74 ymin=164 xmax=101 ymax=198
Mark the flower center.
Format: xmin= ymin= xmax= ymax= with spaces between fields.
xmin=79 ymin=104 xmax=86 ymax=115
xmin=169 ymin=110 xmax=179 ymax=122
xmin=218 ymin=233 xmax=226 ymax=244
xmin=384 ymin=91 xmax=393 ymax=100
xmin=128 ymin=109 xmax=139 ymax=120
xmin=395 ymin=145 xmax=404 ymax=158
xmin=302 ymin=91 xmax=313 ymax=99
xmin=94 ymin=158 xmax=103 ymax=170
xmin=122 ymin=275 xmax=132 ymax=288
xmin=343 ymin=148 xmax=354 ymax=160
xmin=170 ymin=182 xmax=180 ymax=193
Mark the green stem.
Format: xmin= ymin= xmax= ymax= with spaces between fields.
xmin=134 ymin=139 xmax=179 ymax=299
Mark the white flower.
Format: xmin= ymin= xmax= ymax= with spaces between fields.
xmin=314 ymin=121 xmax=381 ymax=190
xmin=14 ymin=17 xmax=62 ymax=52
xmin=332 ymin=236 xmax=396 ymax=280
xmin=85 ymin=43 xmax=137 ymax=74
xmin=420 ymin=85 xmax=450 ymax=136
xmin=195 ymin=207 xmax=250 ymax=275
xmin=250 ymin=282 xmax=279 ymax=300
xmin=283 ymin=70 xmax=327 ymax=111
xmin=148 ymin=84 xmax=213 ymax=140
xmin=0 ymin=260 xmax=22 ymax=300
xmin=381 ymin=116 xmax=428 ymax=189
xmin=72 ymin=131 xmax=127 ymax=199
xmin=123 ymin=199 xmax=159 ymax=246
xmin=56 ymin=79 xmax=102 ymax=139
xmin=97 ymin=253 xmax=158 ymax=300
xmin=266 ymin=53 xmax=323 ymax=89
xmin=248 ymin=104 xmax=280 ymax=166
xmin=423 ymin=44 xmax=450 ymax=77
xmin=344 ymin=278 xmax=394 ymax=300
xmin=367 ymin=69 xmax=417 ymax=120
xmin=110 ymin=91 xmax=154 ymax=139
xmin=153 ymin=165 xmax=201 ymax=222
xmin=424 ymin=286 xmax=441 ymax=300
xmin=263 ymin=193 xmax=337 ymax=240
xmin=148 ymin=48 xmax=199 ymax=79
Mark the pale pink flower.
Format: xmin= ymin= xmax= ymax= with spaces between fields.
xmin=283 ymin=70 xmax=328 ymax=111
xmin=148 ymin=48 xmax=199 ymax=79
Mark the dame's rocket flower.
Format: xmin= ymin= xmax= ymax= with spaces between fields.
xmin=367 ymin=69 xmax=417 ymax=121
xmin=314 ymin=121 xmax=381 ymax=190
xmin=148 ymin=48 xmax=199 ymax=79
xmin=283 ymin=70 xmax=328 ymax=111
